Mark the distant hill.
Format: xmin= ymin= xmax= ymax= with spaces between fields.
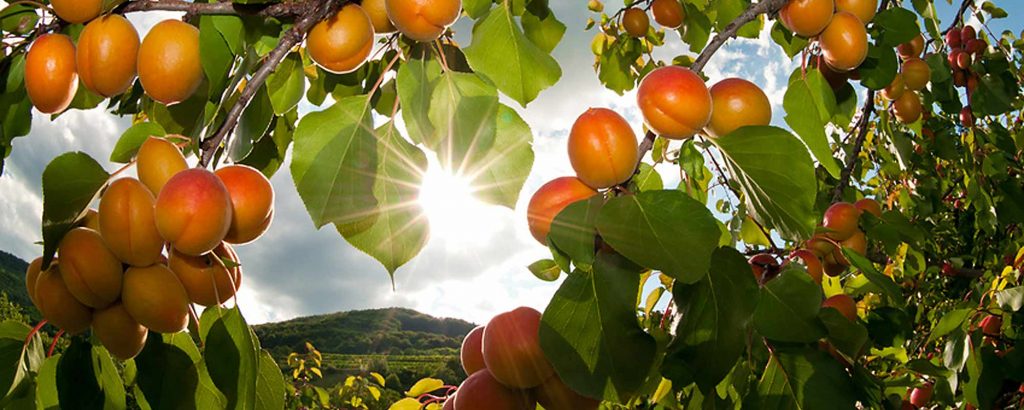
xmin=0 ymin=251 xmax=37 ymax=315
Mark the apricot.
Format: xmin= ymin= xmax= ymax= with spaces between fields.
xmin=98 ymin=178 xmax=165 ymax=267
xmin=24 ymin=34 xmax=78 ymax=114
xmin=966 ymin=38 xmax=987 ymax=55
xmin=77 ymin=15 xmax=140 ymax=97
xmin=136 ymin=136 xmax=188 ymax=195
xmin=900 ymin=58 xmax=930 ymax=91
xmin=482 ymin=307 xmax=554 ymax=388
xmin=155 ymin=169 xmax=233 ymax=256
xmin=168 ymin=243 xmax=242 ymax=307
xmin=93 ymin=303 xmax=148 ymax=360
xmin=960 ymin=25 xmax=976 ymax=44
xmin=50 ymin=0 xmax=102 ymax=24
xmin=526 ymin=177 xmax=598 ymax=245
xmin=622 ymin=8 xmax=649 ymax=38
xmin=854 ymin=198 xmax=882 ymax=217
xmin=215 ymin=164 xmax=275 ymax=244
xmin=820 ymin=12 xmax=868 ymax=72
xmin=454 ymin=369 xmax=535 ymax=410
xmin=707 ymin=78 xmax=772 ymax=137
xmin=636 ymin=66 xmax=712 ymax=139
xmin=806 ymin=234 xmax=836 ymax=258
xmin=786 ymin=249 xmax=823 ymax=284
xmin=822 ymin=202 xmax=860 ymax=241
xmin=567 ymin=108 xmax=638 ymax=189
xmin=822 ymin=294 xmax=856 ymax=321
xmin=909 ymin=384 xmax=933 ymax=407
xmin=898 ymin=34 xmax=925 ymax=59
xmin=534 ymin=374 xmax=599 ymax=410
xmin=749 ymin=253 xmax=780 ymax=284
xmin=385 ymin=0 xmax=461 ymax=42
xmin=960 ymin=107 xmax=974 ymax=127
xmin=651 ymin=0 xmax=684 ymax=29
xmin=122 ymin=264 xmax=190 ymax=334
xmin=25 ymin=257 xmax=46 ymax=307
xmin=138 ymin=20 xmax=203 ymax=105
xmin=58 ymin=228 xmax=123 ymax=309
xmin=34 ymin=265 xmax=92 ymax=334
xmin=778 ymin=0 xmax=833 ymax=37
xmin=956 ymin=52 xmax=972 ymax=69
xmin=823 ymin=253 xmax=847 ymax=276
xmin=892 ymin=91 xmax=922 ymax=124
xmin=80 ymin=208 xmax=101 ymax=231
xmin=307 ymin=4 xmax=375 ymax=74
xmin=461 ymin=326 xmax=486 ymax=376
xmin=880 ymin=74 xmax=905 ymax=101
xmin=362 ymin=0 xmax=396 ymax=33
xmin=980 ymin=315 xmax=1002 ymax=336
xmin=840 ymin=230 xmax=867 ymax=258
xmin=835 ymin=0 xmax=876 ymax=24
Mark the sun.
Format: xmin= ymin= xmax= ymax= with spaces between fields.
xmin=418 ymin=162 xmax=505 ymax=245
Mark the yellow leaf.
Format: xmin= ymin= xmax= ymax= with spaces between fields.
xmin=388 ymin=398 xmax=422 ymax=410
xmin=345 ymin=375 xmax=356 ymax=387
xmin=652 ymin=378 xmax=673 ymax=403
xmin=368 ymin=386 xmax=381 ymax=401
xmin=311 ymin=367 xmax=322 ymax=378
xmin=405 ymin=378 xmax=445 ymax=398
xmin=370 ymin=372 xmax=386 ymax=386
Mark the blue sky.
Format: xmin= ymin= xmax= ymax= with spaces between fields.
xmin=0 ymin=1 xmax=1020 ymax=325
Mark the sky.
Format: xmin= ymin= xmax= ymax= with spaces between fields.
xmin=0 ymin=1 xmax=1020 ymax=326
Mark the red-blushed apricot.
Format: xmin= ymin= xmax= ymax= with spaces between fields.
xmin=651 ymin=0 xmax=684 ymax=29
xmin=215 ymin=164 xmax=275 ymax=244
xmin=820 ymin=12 xmax=868 ymax=72
xmin=980 ymin=315 xmax=1002 ymax=336
xmin=136 ymin=136 xmax=188 ymax=195
xmin=526 ymin=177 xmax=598 ymax=245
xmin=482 ymin=307 xmax=554 ymax=388
xmin=778 ymin=0 xmax=833 ymax=37
xmin=98 ymin=178 xmax=165 ymax=267
xmin=93 ymin=303 xmax=148 ymax=360
xmin=898 ymin=34 xmax=925 ymax=59
xmin=363 ymin=0 xmax=396 ymax=34
xmin=138 ymin=20 xmax=202 ymax=105
xmin=636 ymin=66 xmax=712 ymax=139
xmin=786 ymin=249 xmax=824 ymax=284
xmin=307 ymin=4 xmax=375 ymax=74
xmin=77 ymin=14 xmax=140 ymax=97
xmin=956 ymin=51 xmax=972 ymax=69
xmin=822 ymin=294 xmax=857 ymax=321
xmin=24 ymin=34 xmax=77 ymax=114
xmin=533 ymin=374 xmax=600 ymax=410
xmin=461 ymin=325 xmax=486 ymax=376
xmin=960 ymin=107 xmax=974 ymax=127
xmin=854 ymin=198 xmax=882 ymax=217
xmin=835 ymin=0 xmax=876 ymax=24
xmin=567 ymin=108 xmax=638 ymax=189
xmin=385 ymin=0 xmax=461 ymax=42
xmin=25 ymin=257 xmax=46 ymax=307
xmin=961 ymin=25 xmax=976 ymax=44
xmin=707 ymin=78 xmax=772 ymax=137
xmin=454 ymin=369 xmax=535 ymax=410
xmin=966 ymin=38 xmax=987 ymax=55
xmin=168 ymin=243 xmax=242 ymax=307
xmin=840 ymin=230 xmax=867 ymax=258
xmin=155 ymin=168 xmax=233 ymax=256
xmin=881 ymin=73 xmax=905 ymax=101
xmin=901 ymin=58 xmax=931 ymax=91
xmin=749 ymin=253 xmax=780 ymax=284
xmin=80 ymin=208 xmax=101 ymax=231
xmin=51 ymin=0 xmax=102 ymax=24
xmin=34 ymin=265 xmax=92 ymax=334
xmin=122 ymin=264 xmax=190 ymax=333
xmin=823 ymin=202 xmax=860 ymax=241
xmin=622 ymin=8 xmax=649 ymax=37
xmin=58 ymin=228 xmax=123 ymax=309
xmin=892 ymin=91 xmax=922 ymax=124
xmin=443 ymin=396 xmax=455 ymax=410
xmin=945 ymin=29 xmax=962 ymax=48
xmin=806 ymin=234 xmax=837 ymax=259
xmin=909 ymin=384 xmax=933 ymax=407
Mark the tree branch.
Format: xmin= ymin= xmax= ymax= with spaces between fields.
xmin=944 ymin=0 xmax=974 ymax=33
xmin=691 ymin=0 xmax=788 ymax=73
xmin=831 ymin=90 xmax=876 ymax=202
xmin=118 ymin=0 xmax=308 ymax=18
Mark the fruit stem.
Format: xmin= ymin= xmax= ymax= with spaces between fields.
xmin=23 ymin=320 xmax=47 ymax=348
xmin=47 ymin=330 xmax=63 ymax=357
xmin=944 ymin=0 xmax=974 ymax=34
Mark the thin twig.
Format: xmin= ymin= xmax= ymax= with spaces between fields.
xmin=118 ymin=0 xmax=308 ymax=18
xmin=831 ymin=90 xmax=876 ymax=202
xmin=691 ymin=0 xmax=788 ymax=73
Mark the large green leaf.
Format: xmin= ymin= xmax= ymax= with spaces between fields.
xmin=870 ymin=7 xmax=921 ymax=48
xmin=843 ymin=250 xmax=904 ymax=306
xmin=41 ymin=152 xmax=110 ymax=268
xmin=230 ymin=84 xmax=274 ymax=161
xmin=784 ymin=70 xmax=841 ymax=178
xmin=265 ymin=54 xmax=306 ymax=115
xmin=55 ymin=340 xmax=109 ymax=410
xmin=0 ymin=321 xmax=44 ymax=404
xmin=428 ymin=71 xmax=499 ymax=172
xmin=521 ymin=2 xmax=565 ymax=54
xmin=396 ymin=56 xmax=441 ymax=146
xmin=134 ymin=333 xmax=203 ymax=410
xmin=35 ymin=355 xmax=59 ymax=410
xmin=753 ymin=269 xmax=826 ymax=343
xmin=549 ymin=197 xmax=603 ymax=272
xmin=757 ymin=347 xmax=859 ymax=409
xmin=109 ymin=122 xmax=167 ymax=163
xmin=712 ymin=126 xmax=817 ymax=241
xmin=200 ymin=306 xmax=259 ymax=410
xmin=255 ymin=350 xmax=285 ymax=410
xmin=465 ymin=105 xmax=535 ymax=208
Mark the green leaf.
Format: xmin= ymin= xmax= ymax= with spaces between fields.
xmin=134 ymin=333 xmax=203 ymax=409
xmin=92 ymin=345 xmax=127 ymax=409
xmin=35 ymin=355 xmax=59 ymax=410
xmin=539 ymin=251 xmax=657 ymax=402
xmin=870 ymin=7 xmax=921 ymax=48
xmin=231 ymin=84 xmax=274 ymax=161
xmin=0 ymin=321 xmax=42 ymax=403
xmin=521 ymin=4 xmax=566 ymax=54
xmin=199 ymin=15 xmax=235 ymax=97
xmin=428 ymin=72 xmax=499 ymax=171
xmin=396 ymin=55 xmax=441 ymax=146
xmin=291 ymin=95 xmax=378 ymax=229
xmin=757 ymin=347 xmax=859 ymax=409
xmin=41 ymin=152 xmax=110 ymax=268
xmin=712 ymin=126 xmax=817 ymax=241
xmin=595 ymin=190 xmax=720 ymax=283
xmin=55 ymin=339 xmax=106 ymax=410
xmin=255 ymin=350 xmax=285 ymax=410
xmin=784 ymin=70 xmax=841 ymax=178
xmin=110 ymin=122 xmax=167 ymax=163
xmin=528 ymin=259 xmax=561 ymax=281
xmin=463 ymin=4 xmax=562 ymax=106
xmin=0 ymin=4 xmax=39 ymax=35
xmin=929 ymin=307 xmax=972 ymax=342
xmin=857 ymin=43 xmax=898 ymax=90
xmin=965 ymin=345 xmax=1003 ymax=409
xmin=842 ymin=250 xmax=904 ymax=306
xmin=753 ymin=269 xmax=827 ymax=343
xmin=200 ymin=307 xmax=259 ymax=410
xmin=995 ymin=287 xmax=1024 ymax=311
xmin=462 ymin=0 xmax=492 ymax=19
xmin=820 ymin=308 xmax=869 ymax=358
xmin=770 ymin=21 xmax=808 ymax=58
xmin=464 ymin=105 xmax=535 ymax=208
xmin=632 ymin=163 xmax=663 ymax=192
xmin=549 ymin=197 xmax=603 ymax=271
xmin=680 ymin=3 xmax=712 ymax=53
xmin=266 ymin=54 xmax=306 ymax=115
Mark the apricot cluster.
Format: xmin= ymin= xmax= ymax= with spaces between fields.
xmin=620 ymin=0 xmax=685 ymax=36
xmin=26 ymin=136 xmax=273 ymax=360
xmin=945 ymin=26 xmax=986 ymax=127
xmin=779 ymin=0 xmax=873 ymax=72
xmin=883 ymin=33 xmax=930 ymax=125
xmin=454 ymin=307 xmax=598 ymax=410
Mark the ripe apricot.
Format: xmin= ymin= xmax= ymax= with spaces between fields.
xmin=945 ymin=29 xmax=962 ymax=48
xmin=636 ymin=66 xmax=712 ymax=139
xmin=25 ymin=257 xmax=46 ymax=307
xmin=822 ymin=202 xmax=860 ymax=241
xmin=568 ymin=108 xmax=638 ymax=189
xmin=385 ymin=0 xmax=461 ymax=42
xmin=80 ymin=208 xmax=101 ymax=231
xmin=749 ymin=253 xmax=780 ymax=284
xmin=138 ymin=20 xmax=203 ymax=105
xmin=966 ymin=38 xmax=986 ymax=56
xmin=956 ymin=52 xmax=971 ymax=69
xmin=881 ymin=74 xmax=905 ymax=101
xmin=482 ymin=307 xmax=554 ymax=388
xmin=155 ymin=168 xmax=233 ymax=256
xmin=707 ymin=78 xmax=772 ymax=137
xmin=822 ymin=294 xmax=856 ymax=321
xmin=651 ymin=0 xmax=684 ymax=29
xmin=24 ymin=34 xmax=78 ymax=114
xmin=307 ymin=4 xmax=375 ymax=74
xmin=534 ymin=374 xmax=599 ymax=410
xmin=622 ymin=8 xmax=649 ymax=38
xmin=50 ymin=0 xmax=102 ymax=24
xmin=960 ymin=25 xmax=976 ymax=44
xmin=461 ymin=325 xmax=486 ymax=376
xmin=898 ymin=34 xmax=925 ymax=59
xmin=854 ymin=198 xmax=882 ymax=217
xmin=820 ymin=12 xmax=868 ymax=72
xmin=526 ymin=177 xmax=598 ymax=245
xmin=362 ymin=0 xmax=396 ymax=34
xmin=786 ymin=249 xmax=823 ymax=284
xmin=960 ymin=107 xmax=974 ymax=127
xmin=93 ymin=303 xmax=148 ymax=360
xmin=136 ymin=136 xmax=188 ymax=195
xmin=34 ymin=265 xmax=92 ymax=334
xmin=455 ymin=369 xmax=535 ymax=410
xmin=778 ymin=0 xmax=833 ymax=37
xmin=215 ymin=165 xmax=275 ymax=244
xmin=99 ymin=178 xmax=165 ymax=267
xmin=840 ymin=230 xmax=867 ymax=258
xmin=909 ymin=384 xmax=933 ymax=407
xmin=806 ymin=234 xmax=836 ymax=258
xmin=77 ymin=15 xmax=140 ymax=97
xmin=58 ymin=228 xmax=123 ymax=309
xmin=835 ymin=0 xmax=876 ymax=24
xmin=892 ymin=91 xmax=922 ymax=124
xmin=168 ymin=243 xmax=242 ymax=307
xmin=979 ymin=315 xmax=1002 ymax=336
xmin=901 ymin=58 xmax=930 ymax=91
xmin=122 ymin=264 xmax=190 ymax=334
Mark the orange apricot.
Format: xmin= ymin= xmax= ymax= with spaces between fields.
xmin=534 ymin=374 xmax=599 ymax=410
xmin=707 ymin=78 xmax=772 ymax=137
xmin=778 ymin=0 xmax=833 ymax=37
xmin=835 ymin=0 xmax=877 ymax=24
xmin=901 ymin=58 xmax=931 ymax=91
xmin=482 ymin=307 xmax=554 ymax=388
xmin=806 ymin=234 xmax=837 ymax=259
xmin=461 ymin=325 xmax=486 ymax=376
xmin=168 ymin=243 xmax=242 ymax=307
xmin=568 ymin=108 xmax=638 ymax=189
xmin=822 ymin=202 xmax=860 ymax=241
xmin=138 ymin=20 xmax=203 ymax=105
xmin=98 ymin=178 xmax=165 ymax=267
xmin=215 ymin=164 xmax=275 ymax=244
xmin=122 ymin=264 xmax=190 ymax=334
xmin=80 ymin=208 xmax=101 ymax=231
xmin=820 ymin=12 xmax=868 ymax=72
xmin=840 ymin=230 xmax=867 ymax=257
xmin=155 ymin=168 xmax=233 ymax=256
xmin=24 ymin=34 xmax=78 ymax=114
xmin=136 ymin=136 xmax=188 ymax=195
xmin=34 ymin=265 xmax=92 ymax=334
xmin=898 ymin=34 xmax=925 ymax=59
xmin=636 ymin=66 xmax=712 ymax=139
xmin=58 ymin=228 xmax=123 ymax=309
xmin=77 ymin=14 xmax=140 ymax=97
xmin=822 ymin=294 xmax=857 ymax=321
xmin=749 ymin=253 xmax=781 ymax=284
xmin=786 ymin=249 xmax=824 ymax=284
xmin=93 ymin=303 xmax=148 ymax=360
xmin=526 ymin=177 xmax=598 ymax=245
xmin=385 ymin=0 xmax=461 ymax=42
xmin=881 ymin=73 xmax=905 ymax=101
xmin=454 ymin=369 xmax=535 ymax=410
xmin=25 ymin=257 xmax=46 ymax=307
xmin=50 ymin=0 xmax=102 ymax=24
xmin=307 ymin=4 xmax=375 ymax=74
xmin=651 ymin=0 xmax=685 ymax=29
xmin=892 ymin=91 xmax=922 ymax=124
xmin=363 ymin=0 xmax=396 ymax=34
xmin=854 ymin=198 xmax=882 ymax=217
xmin=622 ymin=8 xmax=650 ymax=38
